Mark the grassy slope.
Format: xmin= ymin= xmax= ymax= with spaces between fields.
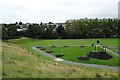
xmin=2 ymin=42 xmax=119 ymax=78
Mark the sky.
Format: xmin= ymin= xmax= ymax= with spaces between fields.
xmin=0 ymin=0 xmax=119 ymax=23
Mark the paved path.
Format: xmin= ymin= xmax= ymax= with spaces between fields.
xmin=99 ymin=46 xmax=120 ymax=57
xmin=32 ymin=47 xmax=56 ymax=59
xmin=32 ymin=46 xmax=120 ymax=70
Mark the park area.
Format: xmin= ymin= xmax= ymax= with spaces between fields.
xmin=2 ymin=37 xmax=120 ymax=78
xmin=8 ymin=37 xmax=120 ymax=66
xmin=1 ymin=0 xmax=120 ymax=78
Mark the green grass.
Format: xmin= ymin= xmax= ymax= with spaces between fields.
xmin=7 ymin=37 xmax=119 ymax=53
xmin=5 ymin=37 xmax=119 ymax=66
xmin=7 ymin=37 xmax=119 ymax=47
xmin=41 ymin=46 xmax=120 ymax=66
xmin=2 ymin=42 xmax=119 ymax=78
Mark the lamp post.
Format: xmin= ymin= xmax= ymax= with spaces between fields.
xmin=96 ymin=40 xmax=100 ymax=52
xmin=97 ymin=40 xmax=100 ymax=44
xmin=95 ymin=44 xmax=96 ymax=52
xmin=91 ymin=44 xmax=96 ymax=52
xmin=104 ymin=46 xmax=106 ymax=52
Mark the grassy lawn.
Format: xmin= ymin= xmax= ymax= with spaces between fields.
xmin=5 ymin=37 xmax=120 ymax=66
xmin=7 ymin=37 xmax=119 ymax=46
xmin=40 ymin=46 xmax=120 ymax=66
xmin=2 ymin=42 xmax=119 ymax=78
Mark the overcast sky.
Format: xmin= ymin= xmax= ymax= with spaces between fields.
xmin=0 ymin=0 xmax=119 ymax=23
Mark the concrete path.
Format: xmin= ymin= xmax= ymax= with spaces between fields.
xmin=32 ymin=47 xmax=56 ymax=59
xmin=32 ymin=46 xmax=120 ymax=70
xmin=99 ymin=46 xmax=120 ymax=57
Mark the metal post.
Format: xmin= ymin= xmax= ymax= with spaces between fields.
xmin=103 ymin=46 xmax=106 ymax=52
xmin=95 ymin=44 xmax=96 ymax=52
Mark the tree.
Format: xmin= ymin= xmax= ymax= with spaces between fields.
xmin=2 ymin=24 xmax=8 ymax=39
xmin=40 ymin=22 xmax=43 ymax=25
xmin=43 ymin=27 xmax=58 ymax=39
xmin=19 ymin=21 xmax=23 ymax=25
xmin=64 ymin=18 xmax=119 ymax=39
xmin=8 ymin=24 xmax=19 ymax=38
xmin=56 ymin=25 xmax=64 ymax=37
xmin=2 ymin=18 xmax=119 ymax=39
xmin=27 ymin=24 xmax=44 ymax=38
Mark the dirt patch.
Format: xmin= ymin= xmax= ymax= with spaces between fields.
xmin=77 ymin=51 xmax=113 ymax=61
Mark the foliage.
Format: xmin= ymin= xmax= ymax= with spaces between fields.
xmin=27 ymin=24 xmax=45 ymax=38
xmin=2 ymin=23 xmax=20 ymax=39
xmin=2 ymin=18 xmax=119 ymax=39
xmin=64 ymin=18 xmax=119 ymax=38
xmin=56 ymin=25 xmax=64 ymax=38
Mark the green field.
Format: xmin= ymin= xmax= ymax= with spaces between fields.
xmin=39 ymin=46 xmax=119 ymax=66
xmin=6 ymin=37 xmax=120 ymax=66
xmin=2 ymin=42 xmax=119 ymax=78
xmin=2 ymin=37 xmax=120 ymax=78
xmin=9 ymin=37 xmax=119 ymax=47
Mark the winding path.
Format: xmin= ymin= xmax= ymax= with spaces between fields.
xmin=32 ymin=46 xmax=120 ymax=70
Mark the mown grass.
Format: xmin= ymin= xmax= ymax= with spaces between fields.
xmin=2 ymin=42 xmax=119 ymax=78
xmin=41 ymin=46 xmax=120 ymax=66
xmin=5 ymin=37 xmax=120 ymax=66
xmin=8 ymin=37 xmax=119 ymax=47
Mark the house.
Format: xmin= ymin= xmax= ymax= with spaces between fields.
xmin=16 ymin=23 xmax=30 ymax=32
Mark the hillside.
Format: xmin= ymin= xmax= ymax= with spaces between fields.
xmin=2 ymin=42 xmax=119 ymax=78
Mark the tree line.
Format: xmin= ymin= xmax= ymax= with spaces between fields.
xmin=2 ymin=18 xmax=120 ymax=39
